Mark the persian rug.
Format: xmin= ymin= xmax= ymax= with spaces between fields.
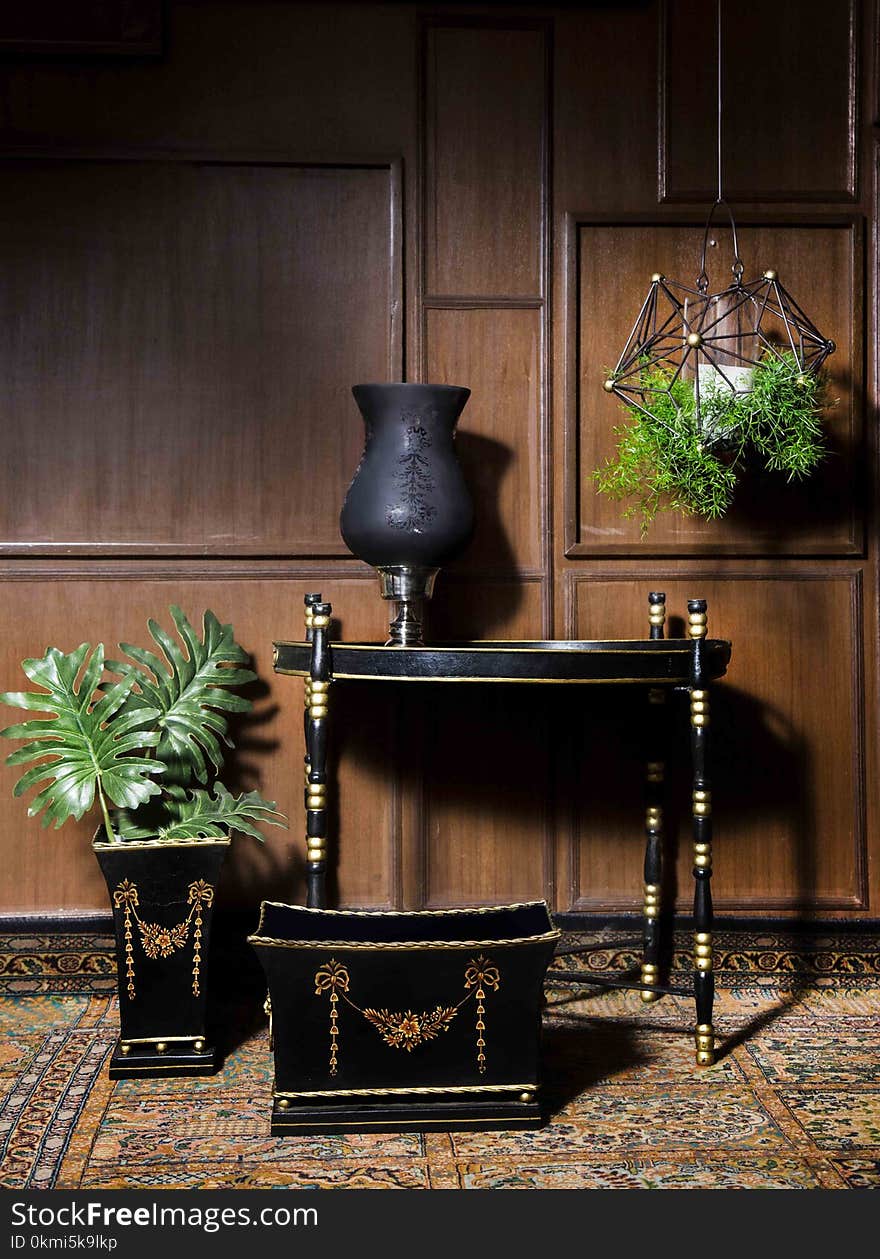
xmin=0 ymin=924 xmax=878 ymax=1190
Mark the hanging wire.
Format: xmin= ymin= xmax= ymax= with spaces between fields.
xmin=716 ymin=0 xmax=723 ymax=205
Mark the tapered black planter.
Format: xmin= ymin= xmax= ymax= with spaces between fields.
xmin=340 ymin=382 xmax=474 ymax=644
xmin=93 ymin=833 xmax=230 ymax=1079
xmin=250 ymin=901 xmax=560 ymax=1134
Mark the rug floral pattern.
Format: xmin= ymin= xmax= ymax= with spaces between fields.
xmin=0 ymin=928 xmax=878 ymax=1190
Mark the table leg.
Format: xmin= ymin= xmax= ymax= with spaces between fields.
xmin=302 ymin=591 xmax=322 ymax=826
xmin=641 ymin=591 xmax=667 ymax=1002
xmin=305 ymin=599 xmax=332 ymax=909
xmin=688 ymin=598 xmax=715 ymax=1067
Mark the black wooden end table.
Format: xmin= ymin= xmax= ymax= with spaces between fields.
xmin=273 ymin=593 xmax=732 ymax=1067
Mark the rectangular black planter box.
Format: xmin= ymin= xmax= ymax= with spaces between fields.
xmin=249 ymin=900 xmax=560 ymax=1134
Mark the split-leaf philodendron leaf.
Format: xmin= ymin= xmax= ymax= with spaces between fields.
xmin=105 ymin=607 xmax=256 ymax=785
xmin=158 ymin=785 xmax=286 ymax=842
xmin=0 ymin=608 xmax=284 ymax=844
xmin=0 ymin=643 xmax=166 ymax=828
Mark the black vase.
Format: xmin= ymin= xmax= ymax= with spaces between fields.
xmin=93 ymin=833 xmax=229 ymax=1079
xmin=340 ymin=382 xmax=474 ymax=644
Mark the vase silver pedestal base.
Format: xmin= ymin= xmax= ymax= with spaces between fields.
xmin=378 ymin=566 xmax=439 ymax=646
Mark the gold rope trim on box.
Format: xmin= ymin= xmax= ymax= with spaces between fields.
xmin=251 ymin=897 xmax=557 ymax=939
xmin=94 ymin=836 xmax=231 ymax=851
xmin=313 ymin=955 xmax=501 ymax=1077
xmin=112 ymin=879 xmax=215 ymax=999
xmin=274 ymin=1082 xmax=535 ymax=1100
xmin=250 ymin=932 xmax=558 ymax=953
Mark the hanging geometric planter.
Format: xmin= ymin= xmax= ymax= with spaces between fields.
xmin=594 ymin=205 xmax=836 ymax=534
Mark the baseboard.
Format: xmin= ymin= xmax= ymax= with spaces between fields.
xmin=1 ymin=910 xmax=878 ymax=935
xmin=552 ymin=912 xmax=880 ymax=934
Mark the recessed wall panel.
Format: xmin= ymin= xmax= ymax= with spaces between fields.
xmin=573 ymin=220 xmax=860 ymax=555
xmin=562 ymin=573 xmax=865 ymax=912
xmin=0 ymin=159 xmax=398 ymax=555
xmin=662 ymin=0 xmax=857 ymax=202
xmin=425 ymin=24 xmax=545 ymax=296
xmin=0 ymin=574 xmax=396 ymax=912
xmin=426 ymin=307 xmax=543 ymax=571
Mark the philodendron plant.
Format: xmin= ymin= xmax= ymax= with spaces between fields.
xmin=0 ymin=606 xmax=285 ymax=845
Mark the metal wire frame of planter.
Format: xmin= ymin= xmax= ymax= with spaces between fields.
xmin=603 ymin=207 xmax=836 ymax=434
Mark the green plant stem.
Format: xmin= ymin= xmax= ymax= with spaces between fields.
xmin=97 ymin=781 xmax=116 ymax=843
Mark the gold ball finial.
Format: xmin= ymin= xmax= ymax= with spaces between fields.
xmin=651 ymin=272 xmax=663 ymax=283
xmin=155 ymin=1042 xmax=167 ymax=1054
xmin=603 ymin=378 xmax=615 ymax=392
xmin=763 ymin=269 xmax=777 ymax=281
xmin=277 ymin=1098 xmax=290 ymax=1110
xmin=686 ymin=332 xmax=703 ymax=348
xmin=120 ymin=1042 xmax=131 ymax=1056
xmin=194 ymin=1038 xmax=205 ymax=1053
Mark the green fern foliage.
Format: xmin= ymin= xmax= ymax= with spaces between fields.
xmin=594 ymin=351 xmax=829 ymax=534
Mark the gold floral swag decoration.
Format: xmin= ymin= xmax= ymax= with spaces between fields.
xmin=112 ymin=878 xmax=215 ymax=1000
xmin=313 ymin=955 xmax=501 ymax=1077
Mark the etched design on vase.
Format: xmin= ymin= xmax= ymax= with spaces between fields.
xmin=386 ymin=407 xmax=437 ymax=532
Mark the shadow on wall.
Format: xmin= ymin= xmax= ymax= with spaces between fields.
xmin=435 ymin=430 xmax=524 ymax=639
xmin=550 ymin=678 xmax=819 ymax=917
xmin=212 ymin=678 xmax=296 ymax=913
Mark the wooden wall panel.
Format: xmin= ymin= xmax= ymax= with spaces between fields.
xmin=408 ymin=577 xmax=547 ymax=908
xmin=560 ymin=572 xmax=866 ymax=912
xmin=0 ymin=572 xmax=398 ymax=913
xmin=430 ymin=577 xmax=545 ymax=642
xmin=0 ymin=4 xmax=418 ymax=159
xmin=554 ymin=4 xmax=659 ymax=215
xmin=425 ymin=307 xmax=544 ymax=571
xmin=571 ymin=219 xmax=861 ymax=555
xmin=661 ymin=0 xmax=858 ymax=202
xmin=421 ymin=683 xmax=552 ymax=908
xmin=0 ymin=1 xmax=162 ymax=56
xmin=425 ymin=22 xmax=546 ymax=297
xmin=0 ymin=158 xmax=399 ymax=556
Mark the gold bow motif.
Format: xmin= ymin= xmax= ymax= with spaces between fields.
xmin=464 ymin=957 xmax=501 ymax=994
xmin=113 ymin=880 xmax=139 ymax=1001
xmin=113 ymin=879 xmax=139 ymax=910
xmin=314 ymin=959 xmax=349 ymax=1074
